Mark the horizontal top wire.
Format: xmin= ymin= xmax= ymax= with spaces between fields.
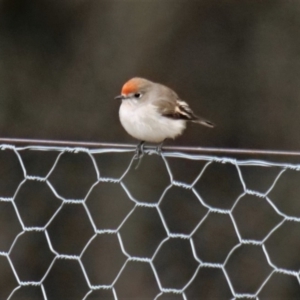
xmin=0 ymin=137 xmax=299 ymax=156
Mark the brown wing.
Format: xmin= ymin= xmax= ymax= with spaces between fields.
xmin=155 ymin=98 xmax=214 ymax=128
xmin=154 ymin=94 xmax=195 ymax=120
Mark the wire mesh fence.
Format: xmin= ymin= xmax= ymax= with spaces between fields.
xmin=0 ymin=140 xmax=300 ymax=299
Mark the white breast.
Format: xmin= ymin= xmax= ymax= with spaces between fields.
xmin=119 ymin=100 xmax=186 ymax=143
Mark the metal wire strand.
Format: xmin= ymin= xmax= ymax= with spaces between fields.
xmin=0 ymin=137 xmax=300 ymax=156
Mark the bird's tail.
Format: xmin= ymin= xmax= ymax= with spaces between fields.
xmin=192 ymin=117 xmax=215 ymax=128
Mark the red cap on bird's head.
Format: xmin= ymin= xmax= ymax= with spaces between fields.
xmin=121 ymin=79 xmax=139 ymax=95
xmin=121 ymin=77 xmax=152 ymax=95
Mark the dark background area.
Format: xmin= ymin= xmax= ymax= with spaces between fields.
xmin=1 ymin=0 xmax=300 ymax=299
xmin=1 ymin=0 xmax=300 ymax=150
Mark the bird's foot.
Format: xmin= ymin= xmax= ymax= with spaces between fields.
xmin=155 ymin=141 xmax=165 ymax=155
xmin=134 ymin=141 xmax=145 ymax=169
xmin=135 ymin=141 xmax=145 ymax=159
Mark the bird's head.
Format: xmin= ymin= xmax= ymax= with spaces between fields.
xmin=115 ymin=77 xmax=152 ymax=101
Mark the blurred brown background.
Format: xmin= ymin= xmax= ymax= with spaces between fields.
xmin=1 ymin=0 xmax=300 ymax=299
xmin=1 ymin=0 xmax=300 ymax=150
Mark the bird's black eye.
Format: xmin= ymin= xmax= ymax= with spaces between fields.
xmin=134 ymin=93 xmax=142 ymax=98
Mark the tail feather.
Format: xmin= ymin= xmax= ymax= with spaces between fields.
xmin=192 ymin=117 xmax=215 ymax=128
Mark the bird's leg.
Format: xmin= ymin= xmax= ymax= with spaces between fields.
xmin=135 ymin=141 xmax=145 ymax=159
xmin=134 ymin=141 xmax=145 ymax=169
xmin=156 ymin=139 xmax=165 ymax=155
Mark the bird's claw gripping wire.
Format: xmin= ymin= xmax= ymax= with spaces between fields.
xmin=155 ymin=141 xmax=164 ymax=155
xmin=134 ymin=140 xmax=164 ymax=169
xmin=134 ymin=141 xmax=145 ymax=169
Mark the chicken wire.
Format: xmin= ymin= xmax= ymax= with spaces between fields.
xmin=0 ymin=141 xmax=300 ymax=299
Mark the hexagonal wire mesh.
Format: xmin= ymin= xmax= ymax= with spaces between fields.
xmin=0 ymin=140 xmax=300 ymax=299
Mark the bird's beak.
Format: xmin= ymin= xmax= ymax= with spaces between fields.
xmin=115 ymin=94 xmax=125 ymax=100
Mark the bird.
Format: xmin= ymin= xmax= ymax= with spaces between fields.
xmin=115 ymin=77 xmax=214 ymax=154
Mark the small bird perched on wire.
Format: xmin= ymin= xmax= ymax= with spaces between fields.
xmin=115 ymin=77 xmax=214 ymax=154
